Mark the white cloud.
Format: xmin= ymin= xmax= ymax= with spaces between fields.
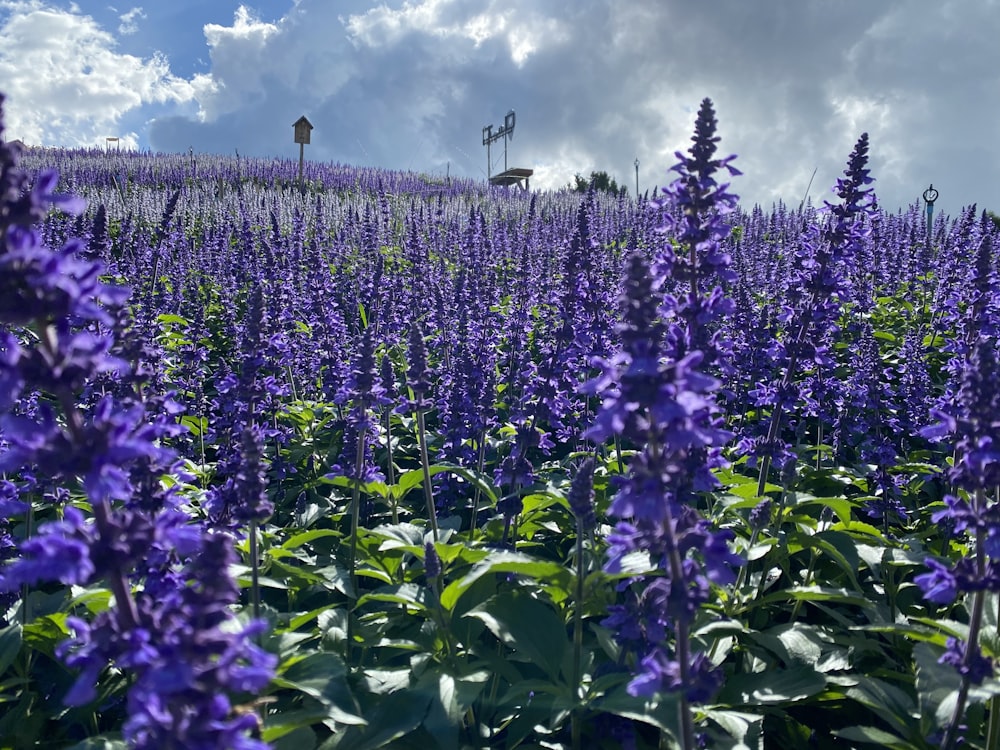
xmin=343 ymin=0 xmax=569 ymax=67
xmin=3 ymin=0 xmax=997 ymax=215
xmin=0 ymin=0 xmax=194 ymax=147
xmin=117 ymin=5 xmax=143 ymax=35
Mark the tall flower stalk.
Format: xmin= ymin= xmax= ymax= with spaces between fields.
xmin=403 ymin=321 xmax=439 ymax=540
xmin=585 ymin=100 xmax=741 ymax=749
xmin=916 ymin=336 xmax=1000 ymax=750
xmin=567 ymin=458 xmax=596 ymax=750
xmin=328 ymin=321 xmax=384 ymax=662
xmin=0 ymin=93 xmax=274 ymax=750
xmin=586 ymin=251 xmax=737 ymax=748
xmin=748 ymin=132 xmax=876 ymax=495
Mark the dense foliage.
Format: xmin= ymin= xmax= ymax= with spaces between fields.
xmin=3 ymin=92 xmax=1000 ymax=749
xmin=569 ymin=171 xmax=627 ymax=197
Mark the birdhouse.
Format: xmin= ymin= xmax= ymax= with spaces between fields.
xmin=293 ymin=116 xmax=313 ymax=145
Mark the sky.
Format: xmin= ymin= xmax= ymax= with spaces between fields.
xmin=0 ymin=0 xmax=997 ymax=218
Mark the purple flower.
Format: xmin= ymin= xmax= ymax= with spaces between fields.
xmin=424 ymin=541 xmax=441 ymax=579
xmin=915 ymin=558 xmax=958 ymax=605
xmin=940 ymin=637 xmax=993 ymax=686
xmin=737 ymin=133 xmax=876 ymax=480
xmin=654 ymin=97 xmax=739 ymax=370
xmin=629 ymin=647 xmax=724 ymax=703
xmin=0 ymin=91 xmax=274 ymax=749
xmin=584 ymin=103 xmax=744 ymax=723
xmin=588 ymin=248 xmax=736 ymax=704
xmin=749 ymin=498 xmax=773 ymax=531
xmin=402 ymin=320 xmax=434 ymax=412
xmin=0 ymin=507 xmax=94 ymax=589
xmin=568 ymin=458 xmax=597 ymax=533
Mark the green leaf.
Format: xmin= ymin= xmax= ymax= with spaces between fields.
xmin=282 ymin=529 xmax=342 ymax=550
xmin=156 ymin=313 xmax=188 ymax=326
xmin=756 ymin=586 xmax=875 ymax=610
xmin=270 ymin=559 xmax=326 ymax=586
xmin=717 ymin=666 xmax=826 ymax=705
xmin=0 ymin=624 xmax=22 ymax=674
xmin=357 ymin=583 xmax=431 ymax=614
xmin=597 ymin=681 xmax=680 ymax=735
xmin=361 ymin=668 xmax=411 ymax=696
xmin=429 ymin=463 xmax=500 ymax=507
xmin=858 ymin=623 xmax=947 ymax=647
xmin=315 ymin=564 xmax=354 ymax=597
xmin=772 ymin=623 xmax=824 ymax=665
xmin=320 ymin=475 xmax=389 ymax=498
xmin=271 ymin=726 xmax=318 ymax=750
xmin=232 ymin=564 xmax=289 ymax=590
xmin=416 ymin=672 xmax=462 ymax=748
xmin=319 ymin=608 xmax=349 ymax=648
xmin=464 ymin=590 xmax=568 ymax=680
xmin=439 ymin=550 xmax=571 ymax=612
xmin=701 ymin=708 xmax=764 ymax=746
xmin=366 ymin=522 xmax=425 ymax=549
xmin=797 ymin=497 xmax=859 ymax=524
xmin=22 ymin=613 xmax=69 ymax=655
xmin=807 ymin=531 xmax=863 ymax=590
xmin=394 ymin=468 xmax=433 ymax=498
xmin=263 ymin=711 xmax=328 ymax=743
xmin=179 ymin=414 xmax=207 ymax=437
xmin=832 ymin=726 xmax=913 ymax=748
xmin=319 ymin=687 xmax=431 ymax=750
xmin=64 ymin=739 xmax=129 ymax=750
xmin=287 ymin=605 xmax=338 ymax=631
xmin=915 ymin=641 xmax=961 ymax=731
xmin=846 ymin=677 xmax=917 ymax=737
xmin=275 ymin=652 xmax=365 ymax=726
xmin=266 ymin=631 xmax=314 ymax=660
xmin=728 ymin=481 xmax=783 ymax=500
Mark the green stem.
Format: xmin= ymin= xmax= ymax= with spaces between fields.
xmin=383 ymin=409 xmax=398 ymax=525
xmin=468 ymin=433 xmax=487 ymax=538
xmin=415 ymin=408 xmax=439 ymax=541
xmin=988 ymin=591 xmax=1000 ymax=749
xmin=91 ymin=499 xmax=140 ymax=630
xmin=789 ymin=505 xmax=827 ymax=622
xmin=249 ymin=520 xmax=261 ymax=623
xmin=989 ymin=698 xmax=1000 ymax=750
xmin=755 ymin=402 xmax=784 ymax=498
xmin=646 ymin=436 xmax=696 ymax=750
xmin=942 ymin=489 xmax=989 ymax=750
xmin=733 ymin=524 xmax=762 ymax=600
xmin=571 ymin=521 xmax=586 ymax=750
xmin=425 ymin=566 xmax=455 ymax=659
xmin=21 ymin=502 xmax=34 ymax=626
xmin=789 ymin=550 xmax=818 ymax=623
xmin=345 ymin=416 xmax=368 ymax=667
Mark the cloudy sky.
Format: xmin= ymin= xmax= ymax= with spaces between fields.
xmin=0 ymin=0 xmax=997 ymax=217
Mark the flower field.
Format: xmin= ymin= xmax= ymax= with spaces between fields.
xmin=3 ymin=93 xmax=1000 ymax=749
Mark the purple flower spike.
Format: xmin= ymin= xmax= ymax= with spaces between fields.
xmin=0 ymin=91 xmax=274 ymax=748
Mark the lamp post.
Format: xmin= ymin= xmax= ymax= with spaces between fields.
xmin=922 ymin=184 xmax=938 ymax=241
xmin=634 ymin=157 xmax=639 ymax=199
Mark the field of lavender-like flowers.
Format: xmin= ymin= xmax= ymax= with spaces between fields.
xmin=3 ymin=92 xmax=1000 ymax=750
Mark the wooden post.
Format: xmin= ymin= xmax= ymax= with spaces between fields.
xmin=293 ymin=115 xmax=314 ymax=192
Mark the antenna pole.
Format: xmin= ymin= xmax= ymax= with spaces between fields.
xmin=482 ymin=110 xmax=515 ymax=184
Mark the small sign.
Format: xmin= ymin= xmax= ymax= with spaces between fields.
xmin=293 ymin=115 xmax=313 ymax=145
